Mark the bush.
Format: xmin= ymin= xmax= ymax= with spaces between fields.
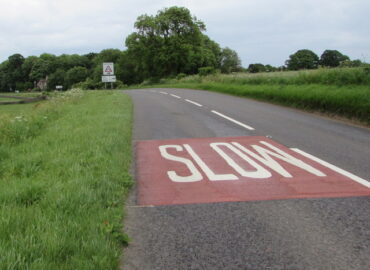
xmin=74 ymin=78 xmax=104 ymax=90
xmin=176 ymin=73 xmax=187 ymax=80
xmin=115 ymin=80 xmax=128 ymax=89
xmin=198 ymin=67 xmax=216 ymax=76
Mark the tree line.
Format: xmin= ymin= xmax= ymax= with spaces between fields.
xmin=248 ymin=49 xmax=363 ymax=73
xmin=0 ymin=7 xmax=241 ymax=92
xmin=0 ymin=6 xmax=365 ymax=92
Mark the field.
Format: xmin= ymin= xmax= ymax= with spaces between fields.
xmin=156 ymin=67 xmax=370 ymax=125
xmin=0 ymin=90 xmax=133 ymax=269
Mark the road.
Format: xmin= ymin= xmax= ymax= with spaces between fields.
xmin=122 ymin=88 xmax=370 ymax=270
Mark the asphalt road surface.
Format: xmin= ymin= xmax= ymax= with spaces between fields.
xmin=122 ymin=88 xmax=370 ymax=270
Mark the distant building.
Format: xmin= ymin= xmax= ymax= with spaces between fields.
xmin=37 ymin=76 xmax=48 ymax=90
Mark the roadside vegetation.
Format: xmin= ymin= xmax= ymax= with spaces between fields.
xmin=0 ymin=90 xmax=133 ymax=269
xmin=156 ymin=67 xmax=370 ymax=125
xmin=2 ymin=6 xmax=366 ymax=125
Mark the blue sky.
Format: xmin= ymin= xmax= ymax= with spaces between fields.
xmin=0 ymin=0 xmax=369 ymax=67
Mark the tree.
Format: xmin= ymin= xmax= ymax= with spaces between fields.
xmin=320 ymin=50 xmax=349 ymax=67
xmin=116 ymin=51 xmax=144 ymax=85
xmin=0 ymin=61 xmax=12 ymax=91
xmin=125 ymin=6 xmax=224 ymax=81
xmin=8 ymin=54 xmax=25 ymax=70
xmin=65 ymin=66 xmax=88 ymax=88
xmin=58 ymin=54 xmax=91 ymax=70
xmin=6 ymin=54 xmax=26 ymax=89
xmin=339 ymin=59 xmax=363 ymax=68
xmin=286 ymin=49 xmax=319 ymax=70
xmin=30 ymin=59 xmax=50 ymax=81
xmin=48 ymin=69 xmax=66 ymax=90
xmin=265 ymin=65 xmax=277 ymax=72
xmin=248 ymin=63 xmax=266 ymax=73
xmin=220 ymin=47 xmax=241 ymax=73
xmin=22 ymin=56 xmax=38 ymax=82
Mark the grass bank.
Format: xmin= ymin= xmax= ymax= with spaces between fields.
xmin=0 ymin=102 xmax=45 ymax=120
xmin=152 ymin=68 xmax=370 ymax=125
xmin=0 ymin=90 xmax=133 ymax=269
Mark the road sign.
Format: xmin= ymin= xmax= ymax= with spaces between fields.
xmin=56 ymin=85 xmax=63 ymax=90
xmin=103 ymin=62 xmax=114 ymax=75
xmin=102 ymin=75 xmax=116 ymax=83
xmin=136 ymin=136 xmax=370 ymax=206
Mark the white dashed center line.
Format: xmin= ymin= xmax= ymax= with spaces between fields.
xmin=211 ymin=110 xmax=255 ymax=130
xmin=171 ymin=94 xmax=181 ymax=99
xmin=185 ymin=99 xmax=203 ymax=107
xmin=160 ymin=91 xmax=168 ymax=95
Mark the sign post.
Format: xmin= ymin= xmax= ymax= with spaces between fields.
xmin=102 ymin=63 xmax=115 ymax=89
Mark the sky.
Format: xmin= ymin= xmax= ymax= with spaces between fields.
xmin=0 ymin=0 xmax=369 ymax=67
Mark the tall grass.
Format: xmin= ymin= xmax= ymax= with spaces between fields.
xmin=0 ymin=90 xmax=133 ymax=269
xmin=167 ymin=67 xmax=370 ymax=86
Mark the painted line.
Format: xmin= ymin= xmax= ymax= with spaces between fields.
xmin=160 ymin=91 xmax=168 ymax=95
xmin=211 ymin=110 xmax=255 ymax=130
xmin=185 ymin=99 xmax=203 ymax=107
xmin=291 ymin=148 xmax=370 ymax=188
xmin=170 ymin=94 xmax=181 ymax=99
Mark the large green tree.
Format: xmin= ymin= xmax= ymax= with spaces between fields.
xmin=286 ymin=49 xmax=319 ymax=70
xmin=65 ymin=66 xmax=88 ymax=88
xmin=248 ymin=63 xmax=266 ymax=73
xmin=125 ymin=6 xmax=222 ymax=80
xmin=320 ymin=50 xmax=349 ymax=67
xmin=48 ymin=69 xmax=66 ymax=90
xmin=220 ymin=47 xmax=241 ymax=73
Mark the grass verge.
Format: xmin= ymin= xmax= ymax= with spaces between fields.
xmin=0 ymin=89 xmax=133 ymax=269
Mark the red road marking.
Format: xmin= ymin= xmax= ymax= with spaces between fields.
xmin=136 ymin=136 xmax=370 ymax=206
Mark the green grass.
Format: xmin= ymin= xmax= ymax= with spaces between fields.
xmin=0 ymin=89 xmax=133 ymax=269
xmin=0 ymin=102 xmax=45 ymax=122
xmin=168 ymin=67 xmax=370 ymax=86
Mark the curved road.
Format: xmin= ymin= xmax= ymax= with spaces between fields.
xmin=122 ymin=88 xmax=370 ymax=270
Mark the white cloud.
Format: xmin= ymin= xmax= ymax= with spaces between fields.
xmin=0 ymin=0 xmax=369 ymax=65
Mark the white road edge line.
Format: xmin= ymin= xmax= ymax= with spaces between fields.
xmin=291 ymin=148 xmax=370 ymax=188
xmin=185 ymin=99 xmax=203 ymax=107
xmin=211 ymin=110 xmax=255 ymax=130
xmin=171 ymin=94 xmax=181 ymax=99
xmin=160 ymin=91 xmax=168 ymax=95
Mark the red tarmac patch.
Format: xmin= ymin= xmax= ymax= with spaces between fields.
xmin=136 ymin=136 xmax=370 ymax=206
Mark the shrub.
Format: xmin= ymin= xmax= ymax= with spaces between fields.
xmin=198 ymin=67 xmax=216 ymax=76
xmin=176 ymin=73 xmax=187 ymax=80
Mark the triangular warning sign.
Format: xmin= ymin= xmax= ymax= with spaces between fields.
xmin=105 ymin=66 xmax=113 ymax=73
